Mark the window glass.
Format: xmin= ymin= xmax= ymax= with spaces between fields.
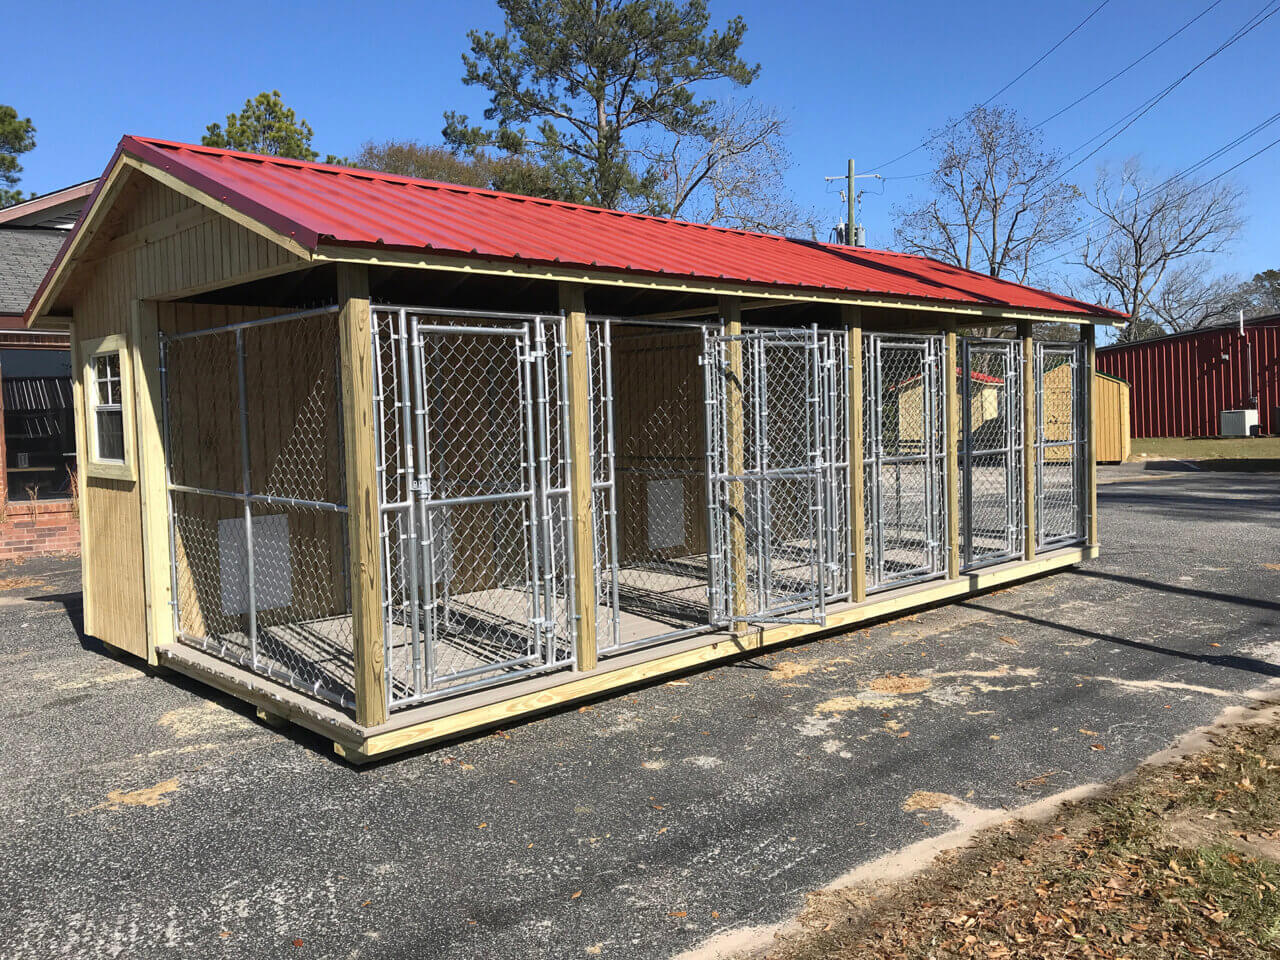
xmin=93 ymin=351 xmax=125 ymax=463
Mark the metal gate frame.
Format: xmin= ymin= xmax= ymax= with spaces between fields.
xmin=704 ymin=324 xmax=842 ymax=625
xmin=958 ymin=337 xmax=1024 ymax=571
xmin=862 ymin=332 xmax=948 ymax=593
xmin=373 ymin=305 xmax=576 ymax=711
xmin=1035 ymin=341 xmax=1087 ymax=548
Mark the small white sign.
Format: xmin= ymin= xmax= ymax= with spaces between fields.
xmin=218 ymin=514 xmax=293 ymax=615
xmin=646 ymin=478 xmax=685 ymax=550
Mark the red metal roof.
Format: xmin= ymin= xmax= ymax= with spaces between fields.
xmin=38 ymin=136 xmax=1127 ymax=321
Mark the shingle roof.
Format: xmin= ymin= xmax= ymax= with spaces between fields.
xmin=0 ymin=228 xmax=68 ymax=315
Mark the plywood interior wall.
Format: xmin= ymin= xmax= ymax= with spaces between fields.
xmin=610 ymin=327 xmax=709 ymax=565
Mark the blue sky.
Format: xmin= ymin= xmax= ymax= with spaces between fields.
xmin=8 ymin=0 xmax=1279 ymax=291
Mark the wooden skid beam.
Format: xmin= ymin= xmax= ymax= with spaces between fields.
xmin=345 ymin=546 xmax=1093 ymax=761
xmin=560 ymin=282 xmax=599 ymax=671
xmin=337 ymin=263 xmax=387 ymax=727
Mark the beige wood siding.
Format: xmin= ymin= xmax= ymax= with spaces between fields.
xmin=69 ymin=172 xmax=305 ymax=657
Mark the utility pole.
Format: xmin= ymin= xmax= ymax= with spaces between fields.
xmin=825 ymin=159 xmax=882 ymax=246
xmin=847 ymin=158 xmax=856 ymax=248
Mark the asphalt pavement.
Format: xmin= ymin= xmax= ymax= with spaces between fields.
xmin=1 ymin=464 xmax=1278 ymax=959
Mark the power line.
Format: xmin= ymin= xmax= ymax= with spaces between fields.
xmin=871 ymin=0 xmax=1230 ymax=187
xmin=1052 ymin=0 xmax=1280 ymax=180
xmin=1026 ymin=111 xmax=1280 ymax=272
xmin=880 ymin=0 xmax=1259 ymax=192
xmin=1031 ymin=0 xmax=1226 ymax=131
xmin=864 ymin=1 xmax=1110 ymax=174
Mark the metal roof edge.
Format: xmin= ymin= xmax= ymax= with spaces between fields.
xmin=122 ymin=137 xmax=320 ymax=250
xmin=1097 ymin=313 xmax=1280 ymax=352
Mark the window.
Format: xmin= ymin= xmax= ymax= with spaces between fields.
xmin=94 ymin=353 xmax=124 ymax=462
xmin=80 ymin=334 xmax=135 ymax=482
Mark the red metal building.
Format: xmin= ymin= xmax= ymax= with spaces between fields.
xmin=1096 ymin=315 xmax=1280 ymax=438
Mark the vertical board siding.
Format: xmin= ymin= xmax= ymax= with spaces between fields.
xmin=1098 ymin=320 xmax=1280 ymax=438
xmin=70 ymin=172 xmax=303 ymax=656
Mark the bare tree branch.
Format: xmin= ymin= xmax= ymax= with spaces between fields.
xmin=641 ymin=99 xmax=817 ymax=234
xmin=1075 ymin=158 xmax=1245 ymax=341
xmin=892 ymin=105 xmax=1081 ymax=285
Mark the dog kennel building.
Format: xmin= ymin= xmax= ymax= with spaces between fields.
xmin=27 ymin=138 xmax=1123 ymax=761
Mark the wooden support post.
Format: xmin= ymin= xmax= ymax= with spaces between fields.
xmin=844 ymin=306 xmax=866 ymax=603
xmin=559 ymin=282 xmax=598 ymax=671
xmin=130 ymin=300 xmax=175 ymax=665
xmin=943 ymin=319 xmax=961 ymax=579
xmin=1019 ymin=319 xmax=1036 ymax=562
xmin=1084 ymin=323 xmax=1098 ymax=546
xmin=337 ymin=263 xmax=387 ymax=727
xmin=721 ymin=296 xmax=749 ymax=623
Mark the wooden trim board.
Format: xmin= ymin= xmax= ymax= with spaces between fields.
xmin=311 ymin=244 xmax=1118 ymax=327
xmin=153 ymin=544 xmax=1094 ymax=762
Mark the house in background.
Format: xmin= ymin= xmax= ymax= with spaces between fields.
xmin=0 ymin=180 xmax=94 ymax=559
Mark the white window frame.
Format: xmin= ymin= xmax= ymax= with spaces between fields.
xmin=80 ymin=333 xmax=137 ymax=482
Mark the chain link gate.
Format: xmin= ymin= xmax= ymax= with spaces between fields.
xmin=958 ymin=337 xmax=1024 ymax=570
xmin=161 ymin=306 xmax=355 ymax=708
xmin=1035 ymin=342 xmax=1087 ymax=548
xmin=373 ymin=307 xmax=575 ymax=711
xmin=862 ymin=333 xmax=948 ymax=592
xmin=704 ymin=326 xmax=846 ymax=624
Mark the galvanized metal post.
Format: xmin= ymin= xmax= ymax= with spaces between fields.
xmin=235 ymin=328 xmax=258 ymax=668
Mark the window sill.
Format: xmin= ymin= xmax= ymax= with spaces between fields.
xmin=85 ymin=460 xmax=137 ymax=483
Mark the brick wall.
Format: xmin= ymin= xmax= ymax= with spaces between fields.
xmin=0 ymin=499 xmax=80 ymax=561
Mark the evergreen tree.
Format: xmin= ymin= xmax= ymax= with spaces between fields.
xmin=443 ymin=0 xmax=758 ymax=212
xmin=0 ymin=106 xmax=37 ymax=208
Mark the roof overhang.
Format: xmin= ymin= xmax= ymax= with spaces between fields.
xmin=311 ymin=243 xmax=1126 ymax=326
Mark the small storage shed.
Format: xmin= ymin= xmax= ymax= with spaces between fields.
xmin=26 ymin=137 xmax=1124 ymax=760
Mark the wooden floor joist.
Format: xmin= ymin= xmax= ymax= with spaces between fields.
xmin=158 ymin=545 xmax=1094 ymax=763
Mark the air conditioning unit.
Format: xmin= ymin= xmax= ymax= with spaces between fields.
xmin=1220 ymin=409 xmax=1259 ymax=437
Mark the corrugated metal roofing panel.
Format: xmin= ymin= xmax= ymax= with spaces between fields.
xmin=32 ymin=136 xmax=1128 ymax=322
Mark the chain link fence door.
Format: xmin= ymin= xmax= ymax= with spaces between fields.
xmin=1035 ymin=342 xmax=1087 ymax=547
xmin=958 ymin=337 xmax=1024 ymax=570
xmin=862 ymin=333 xmax=948 ymax=592
xmin=373 ymin=307 xmax=574 ymax=711
xmin=705 ymin=325 xmax=834 ymax=624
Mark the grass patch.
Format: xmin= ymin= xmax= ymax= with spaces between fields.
xmin=755 ymin=711 xmax=1280 ymax=959
xmin=1130 ymin=436 xmax=1280 ymax=461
